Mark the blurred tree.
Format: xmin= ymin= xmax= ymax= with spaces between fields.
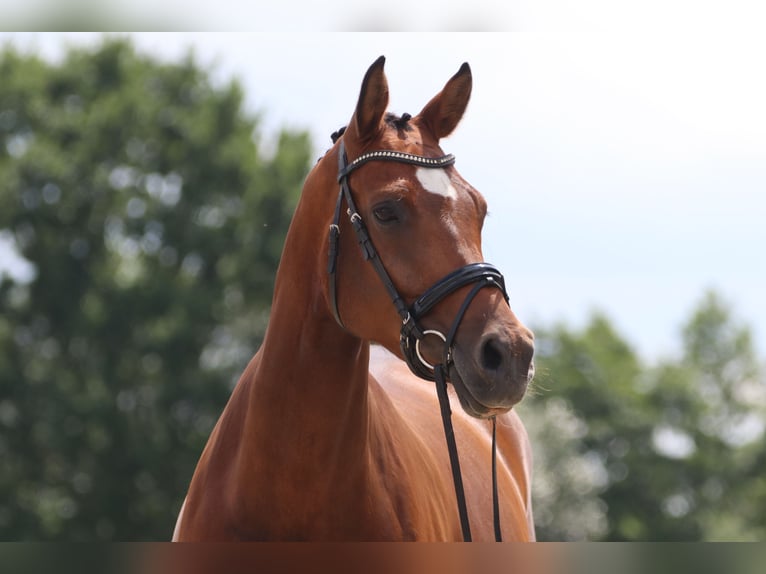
xmin=520 ymin=313 xmax=648 ymax=541
xmin=0 ymin=39 xmax=311 ymax=540
xmin=521 ymin=293 xmax=765 ymax=541
xmin=647 ymin=291 xmax=765 ymax=540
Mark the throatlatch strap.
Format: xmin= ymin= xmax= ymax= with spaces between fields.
xmin=327 ymin=185 xmax=345 ymax=325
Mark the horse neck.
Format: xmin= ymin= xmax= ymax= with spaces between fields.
xmin=239 ymin=155 xmax=372 ymax=498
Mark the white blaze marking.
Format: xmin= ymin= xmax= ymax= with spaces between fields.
xmin=416 ymin=167 xmax=458 ymax=200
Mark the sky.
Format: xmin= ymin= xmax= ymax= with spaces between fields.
xmin=1 ymin=27 xmax=764 ymax=361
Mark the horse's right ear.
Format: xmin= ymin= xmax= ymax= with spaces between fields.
xmin=418 ymin=62 xmax=472 ymax=140
xmin=349 ymin=56 xmax=389 ymax=145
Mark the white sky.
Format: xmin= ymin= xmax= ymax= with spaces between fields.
xmin=1 ymin=27 xmax=764 ymax=360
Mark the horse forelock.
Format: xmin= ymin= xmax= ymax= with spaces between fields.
xmin=330 ymin=112 xmax=414 ymax=145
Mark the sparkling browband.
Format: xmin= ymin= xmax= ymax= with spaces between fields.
xmin=338 ymin=150 xmax=455 ymax=181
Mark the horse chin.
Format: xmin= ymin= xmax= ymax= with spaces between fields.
xmin=447 ymin=365 xmax=516 ymax=420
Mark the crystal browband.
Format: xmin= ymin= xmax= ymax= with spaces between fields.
xmin=338 ymin=150 xmax=455 ymax=181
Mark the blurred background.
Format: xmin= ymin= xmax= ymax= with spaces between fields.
xmin=0 ymin=27 xmax=764 ymax=541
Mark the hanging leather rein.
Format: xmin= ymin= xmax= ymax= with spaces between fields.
xmin=327 ymin=138 xmax=510 ymax=541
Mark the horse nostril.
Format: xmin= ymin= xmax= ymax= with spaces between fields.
xmin=481 ymin=338 xmax=504 ymax=372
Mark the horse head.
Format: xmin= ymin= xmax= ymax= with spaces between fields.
xmin=315 ymin=56 xmax=535 ymax=418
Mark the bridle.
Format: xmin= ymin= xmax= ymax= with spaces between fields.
xmin=327 ymin=138 xmax=510 ymax=541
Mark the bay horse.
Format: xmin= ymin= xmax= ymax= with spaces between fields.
xmin=173 ymin=57 xmax=536 ymax=541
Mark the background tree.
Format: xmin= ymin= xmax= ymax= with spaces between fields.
xmin=521 ymin=292 xmax=766 ymax=541
xmin=519 ymin=313 xmax=647 ymax=540
xmin=647 ymin=292 xmax=766 ymax=540
xmin=0 ymin=39 xmax=312 ymax=540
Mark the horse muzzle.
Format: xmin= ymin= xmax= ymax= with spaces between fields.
xmin=449 ymin=326 xmax=535 ymax=418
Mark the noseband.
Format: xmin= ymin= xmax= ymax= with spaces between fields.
xmin=327 ymin=139 xmax=510 ymax=541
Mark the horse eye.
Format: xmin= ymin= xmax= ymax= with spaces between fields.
xmin=372 ymin=204 xmax=399 ymax=225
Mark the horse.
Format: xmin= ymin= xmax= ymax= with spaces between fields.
xmin=173 ymin=56 xmax=536 ymax=542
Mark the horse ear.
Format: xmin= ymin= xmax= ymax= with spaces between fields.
xmin=350 ymin=56 xmax=389 ymax=144
xmin=418 ymin=62 xmax=472 ymax=140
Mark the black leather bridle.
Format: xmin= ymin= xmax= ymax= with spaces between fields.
xmin=327 ymin=138 xmax=510 ymax=541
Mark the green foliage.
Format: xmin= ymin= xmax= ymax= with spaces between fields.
xmin=0 ymin=39 xmax=311 ymax=540
xmin=521 ymin=292 xmax=766 ymax=540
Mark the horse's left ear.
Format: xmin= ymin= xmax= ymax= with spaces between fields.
xmin=418 ymin=62 xmax=472 ymax=140
xmin=349 ymin=56 xmax=389 ymax=145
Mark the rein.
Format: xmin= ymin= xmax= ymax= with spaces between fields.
xmin=328 ymin=139 xmax=510 ymax=541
